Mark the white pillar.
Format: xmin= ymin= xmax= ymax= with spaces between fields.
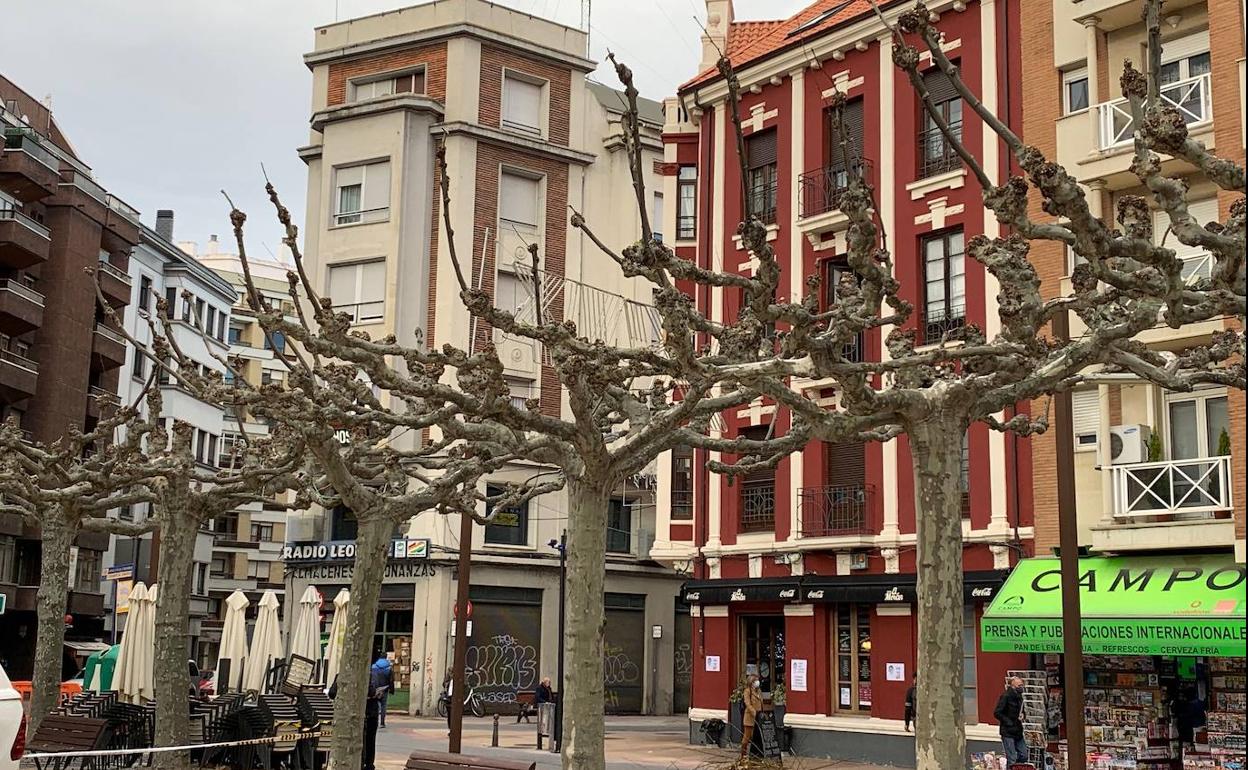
xmin=1083 ymin=17 xmax=1102 ymax=147
xmin=1098 ymin=384 xmax=1115 ymax=526
xmin=789 ymin=68 xmax=806 ymax=545
xmin=877 ymin=36 xmax=900 ymax=540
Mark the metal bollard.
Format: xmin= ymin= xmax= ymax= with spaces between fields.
xmin=492 ymin=714 xmax=500 ymax=747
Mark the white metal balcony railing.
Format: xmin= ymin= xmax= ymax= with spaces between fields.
xmin=1109 ymin=456 xmax=1233 ymax=518
xmin=1097 ymin=72 xmax=1211 ymax=150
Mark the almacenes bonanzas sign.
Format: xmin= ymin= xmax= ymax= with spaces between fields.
xmin=982 ymin=556 xmax=1246 ymax=657
xmin=281 ymin=538 xmax=436 ymax=580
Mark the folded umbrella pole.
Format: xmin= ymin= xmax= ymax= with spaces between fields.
xmin=216 ymin=589 xmax=250 ymax=693
xmin=244 ymin=590 xmax=284 ymax=693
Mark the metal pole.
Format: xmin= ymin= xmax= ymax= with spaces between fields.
xmin=1053 ymin=312 xmax=1086 ymax=770
xmin=110 ymin=578 xmax=118 ymax=645
xmin=553 ymin=531 xmax=567 ymax=753
xmin=449 ymin=510 xmax=474 ymax=753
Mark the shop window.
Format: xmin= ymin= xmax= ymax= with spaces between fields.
xmin=962 ymin=606 xmax=978 ymax=724
xmin=919 ymin=66 xmax=963 ymax=178
xmin=921 ymin=229 xmax=966 ymax=344
xmin=741 ymin=615 xmax=785 ymax=695
xmin=327 ymin=260 xmax=386 ymax=324
xmin=738 ymin=425 xmax=776 ymax=534
xmin=670 ymin=446 xmax=694 ymax=521
xmin=484 ymin=484 xmax=530 ymax=546
xmin=676 ymin=166 xmax=697 ymax=240
xmin=833 ymin=604 xmax=872 ymax=712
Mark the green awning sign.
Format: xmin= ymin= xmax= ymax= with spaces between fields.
xmin=982 ymin=555 xmax=1246 ymax=657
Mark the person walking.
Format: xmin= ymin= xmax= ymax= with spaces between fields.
xmin=327 ymin=648 xmax=391 ymax=770
xmin=904 ymin=674 xmax=917 ymax=732
xmin=994 ymin=676 xmax=1028 ymax=767
xmin=739 ymin=674 xmax=764 ymax=759
xmin=371 ymin=652 xmax=395 ymax=728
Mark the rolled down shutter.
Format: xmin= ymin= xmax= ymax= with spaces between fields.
xmin=824 ymin=441 xmax=865 ymax=486
xmin=1072 ymin=389 xmax=1100 ymax=441
xmin=747 ymin=129 xmax=778 ymax=170
xmin=923 ymin=67 xmax=958 ymax=103
xmin=842 ymin=98 xmax=864 ymax=160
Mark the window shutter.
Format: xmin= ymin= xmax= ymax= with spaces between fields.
xmin=362 ymin=161 xmax=391 ymax=213
xmin=336 ymin=165 xmax=364 ymax=189
xmin=839 ymin=98 xmax=865 ymax=161
xmin=1072 ymin=389 xmax=1100 ymax=439
xmin=746 ymin=130 xmax=778 ymax=169
xmin=739 ymin=425 xmax=774 ymax=481
xmin=500 ymin=173 xmax=540 ymax=227
xmin=824 ymin=441 xmax=865 ymax=486
xmin=503 ymin=75 xmax=542 ymax=130
xmin=923 ymin=68 xmax=958 ymax=104
xmin=358 ymin=260 xmax=387 ymax=304
xmin=1161 ymin=30 xmax=1210 ymax=63
xmin=328 ymin=264 xmax=356 ymax=304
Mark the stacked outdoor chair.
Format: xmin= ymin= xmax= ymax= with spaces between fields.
xmin=295 ymin=688 xmax=333 ymax=769
xmin=258 ymin=694 xmax=312 ymax=770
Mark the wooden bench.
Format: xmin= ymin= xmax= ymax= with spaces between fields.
xmin=513 ymin=691 xmax=536 ymax=723
xmin=26 ymin=715 xmax=111 ymax=770
xmin=405 ymin=750 xmax=535 ymax=770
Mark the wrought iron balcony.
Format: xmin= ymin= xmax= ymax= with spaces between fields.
xmin=918 ymin=122 xmax=962 ymax=178
xmin=745 ymin=182 xmax=778 ymax=225
xmin=1109 ymin=456 xmax=1233 ymax=518
xmin=920 ymin=302 xmax=966 ymax=344
xmin=799 ymin=484 xmax=874 ymax=537
xmin=739 ymin=480 xmax=776 ymax=533
xmin=798 ymin=160 xmax=874 ymax=219
xmin=1097 ymin=73 xmax=1211 ymax=150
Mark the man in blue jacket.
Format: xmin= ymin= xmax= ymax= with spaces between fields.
xmin=371 ymin=651 xmax=395 ymax=729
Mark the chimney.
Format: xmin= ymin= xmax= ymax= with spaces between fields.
xmin=701 ymin=0 xmax=734 ymax=73
xmin=155 ymin=210 xmax=175 ymax=241
xmin=206 ymin=234 xmax=219 ymax=256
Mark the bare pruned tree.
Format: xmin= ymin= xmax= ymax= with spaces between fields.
xmin=0 ymin=386 xmax=162 ymax=731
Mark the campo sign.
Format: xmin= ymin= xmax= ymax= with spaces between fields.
xmin=982 ymin=556 xmax=1246 ymax=657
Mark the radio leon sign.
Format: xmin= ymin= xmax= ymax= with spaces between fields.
xmin=282 ymin=538 xmax=430 ymax=563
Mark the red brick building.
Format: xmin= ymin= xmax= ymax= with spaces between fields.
xmin=651 ymin=0 xmax=1032 ymax=761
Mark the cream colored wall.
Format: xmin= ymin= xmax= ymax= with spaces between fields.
xmin=1104 ymin=8 xmax=1210 ymax=78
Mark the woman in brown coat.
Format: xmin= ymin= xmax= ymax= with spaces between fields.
xmin=739 ymin=674 xmax=764 ymax=758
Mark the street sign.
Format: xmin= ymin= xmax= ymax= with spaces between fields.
xmin=453 ymin=600 xmax=473 ymax=620
xmin=103 ymin=563 xmax=134 ymax=581
xmin=450 ymin=620 xmax=473 ymax=637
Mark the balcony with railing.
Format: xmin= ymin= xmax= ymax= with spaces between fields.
xmin=92 ymin=322 xmax=127 ymax=369
xmin=0 ymin=203 xmax=51 ymax=269
xmin=799 ymin=484 xmax=875 ymax=538
xmin=797 ymin=160 xmax=875 ymax=248
xmin=0 ymin=279 xmax=44 ymax=335
xmin=0 ymin=128 xmax=60 ymax=199
xmin=1097 ymin=73 xmax=1211 ymax=151
xmin=745 ymin=181 xmax=778 ymax=226
xmin=59 ymin=169 xmax=108 ymax=206
xmin=920 ymin=302 xmax=967 ymax=345
xmin=0 ymin=348 xmax=38 ymax=399
xmin=919 ymin=122 xmax=963 ymax=178
xmin=739 ymin=480 xmax=776 ymax=534
xmin=1092 ymin=455 xmax=1236 ymax=553
xmin=96 ymin=257 xmax=133 ymax=308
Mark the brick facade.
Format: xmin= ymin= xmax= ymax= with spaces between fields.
xmin=326 ymin=43 xmax=449 ymax=105
xmin=478 ymin=45 xmax=572 ymax=147
xmin=470 ymin=143 xmax=569 ymax=417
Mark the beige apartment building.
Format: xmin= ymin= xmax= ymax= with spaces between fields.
xmin=1021 ymin=0 xmax=1246 ymax=560
xmin=295 ymin=0 xmax=687 ymax=716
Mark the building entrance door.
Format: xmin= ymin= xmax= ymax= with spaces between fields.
xmin=739 ymin=615 xmax=785 ymax=695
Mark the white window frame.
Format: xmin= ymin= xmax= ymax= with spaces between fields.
xmin=501 ymin=69 xmax=547 ymax=138
xmin=1153 ymin=198 xmax=1218 ymax=284
xmin=1163 ymin=387 xmax=1228 ymax=460
xmin=349 ymin=66 xmax=427 ymax=102
xmin=326 ymin=259 xmax=387 ymax=324
xmin=332 ymin=160 xmax=391 ymax=227
xmin=1062 ymin=67 xmax=1090 ymax=114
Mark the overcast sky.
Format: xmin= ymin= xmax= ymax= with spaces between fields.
xmin=1 ymin=0 xmax=806 ymax=254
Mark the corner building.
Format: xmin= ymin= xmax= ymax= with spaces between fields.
xmin=296 ymin=0 xmax=686 ymax=717
xmin=652 ymin=0 xmax=1034 ymax=762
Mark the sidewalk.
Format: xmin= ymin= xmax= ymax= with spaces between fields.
xmin=375 ymin=715 xmax=890 ymax=770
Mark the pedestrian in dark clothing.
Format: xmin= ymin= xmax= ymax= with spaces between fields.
xmin=994 ymin=676 xmax=1027 ymax=766
xmin=371 ymin=655 xmax=395 ymax=728
xmin=904 ymin=675 xmax=917 ymax=732
xmin=1174 ymin=686 xmax=1207 ymax=750
xmin=536 ymin=677 xmax=554 ymax=705
xmin=327 ymin=650 xmax=389 ymax=770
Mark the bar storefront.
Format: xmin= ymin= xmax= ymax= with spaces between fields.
xmin=981 ymin=555 xmax=1247 ymax=770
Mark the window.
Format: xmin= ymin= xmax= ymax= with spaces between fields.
xmin=494 ymin=269 xmax=525 ymax=317
xmin=131 ymin=342 xmax=147 ymax=379
xmin=194 ymin=298 xmax=206 ymax=326
xmin=960 ymin=431 xmax=971 ymax=518
xmin=138 ymin=276 xmax=152 ymax=313
xmin=228 ymin=325 xmax=243 ymax=345
xmin=194 ymin=563 xmax=208 ymax=596
xmin=250 ymin=523 xmax=274 ymax=543
xmin=181 ymin=293 xmax=192 ymax=322
xmin=1072 ymin=389 xmax=1100 ymax=450
xmin=606 ymin=499 xmax=632 ymax=554
xmin=676 ymin=166 xmax=697 ymax=240
xmin=1166 ymin=389 xmax=1229 ymax=460
xmin=919 ymin=67 xmax=963 ymax=177
xmin=333 ymin=161 xmax=391 ymax=226
xmin=1154 ymin=198 xmax=1219 ymax=283
xmin=210 ymin=556 xmax=228 ymax=577
xmin=483 ymin=484 xmax=530 ymax=546
xmin=352 ymin=69 xmax=425 ymax=101
xmin=327 ymin=260 xmax=387 ymax=324
xmin=74 ymin=548 xmax=101 ymax=591
xmin=651 ymin=192 xmax=665 ymax=243
xmin=502 ymin=72 xmax=544 ymax=135
xmin=962 ymin=606 xmax=978 ymax=724
xmin=500 ymin=172 xmax=540 ymax=233
xmin=330 ymin=505 xmax=358 ymax=541
xmin=670 ymin=446 xmax=694 ymax=520
xmin=921 ymin=229 xmax=966 ymax=343
xmin=216 ymin=313 xmax=226 ymax=342
xmin=247 ymin=559 xmax=270 ymax=581
xmin=263 ymin=331 xmax=286 ymax=354
xmin=506 ymin=378 xmax=534 ymax=411
xmin=833 ymin=605 xmax=872 ymax=711
xmin=0 ymin=536 xmax=15 ymax=584
xmin=1158 ymin=32 xmax=1212 ymax=126
xmin=738 ymin=425 xmax=776 ymax=533
xmin=1063 ymin=68 xmax=1089 ymax=114
xmin=745 ymin=130 xmax=778 ymax=224
xmin=165 ymin=287 xmax=177 ymax=316
xmin=821 ymin=260 xmax=864 ymax=361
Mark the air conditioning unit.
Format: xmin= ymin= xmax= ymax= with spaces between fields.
xmin=1109 ymin=425 xmax=1151 ymax=465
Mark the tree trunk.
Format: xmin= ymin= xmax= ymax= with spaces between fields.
xmin=30 ymin=512 xmax=75 ymax=732
xmin=329 ymin=514 xmax=391 ymax=770
xmin=908 ymin=416 xmax=969 ymax=770
xmin=152 ymin=509 xmax=196 ymax=769
xmin=562 ymin=475 xmax=609 ymax=770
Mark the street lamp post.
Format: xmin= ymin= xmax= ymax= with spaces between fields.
xmin=549 ymin=532 xmax=567 ymax=753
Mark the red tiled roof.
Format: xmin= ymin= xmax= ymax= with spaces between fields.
xmin=681 ymin=0 xmax=875 ymax=93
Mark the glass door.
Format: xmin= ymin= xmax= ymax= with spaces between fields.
xmin=740 ymin=615 xmax=786 ymax=695
xmin=833 ymin=605 xmax=873 ymax=712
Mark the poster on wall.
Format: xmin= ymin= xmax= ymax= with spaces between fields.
xmin=886 ymin=662 xmax=906 ymax=682
xmin=790 ymin=659 xmax=808 ymax=692
xmin=706 ymin=655 xmax=721 ymax=672
xmin=840 ymin=686 xmax=851 ymax=708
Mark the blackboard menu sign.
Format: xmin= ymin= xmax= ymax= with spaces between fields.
xmin=754 ymin=711 xmax=783 ymax=762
